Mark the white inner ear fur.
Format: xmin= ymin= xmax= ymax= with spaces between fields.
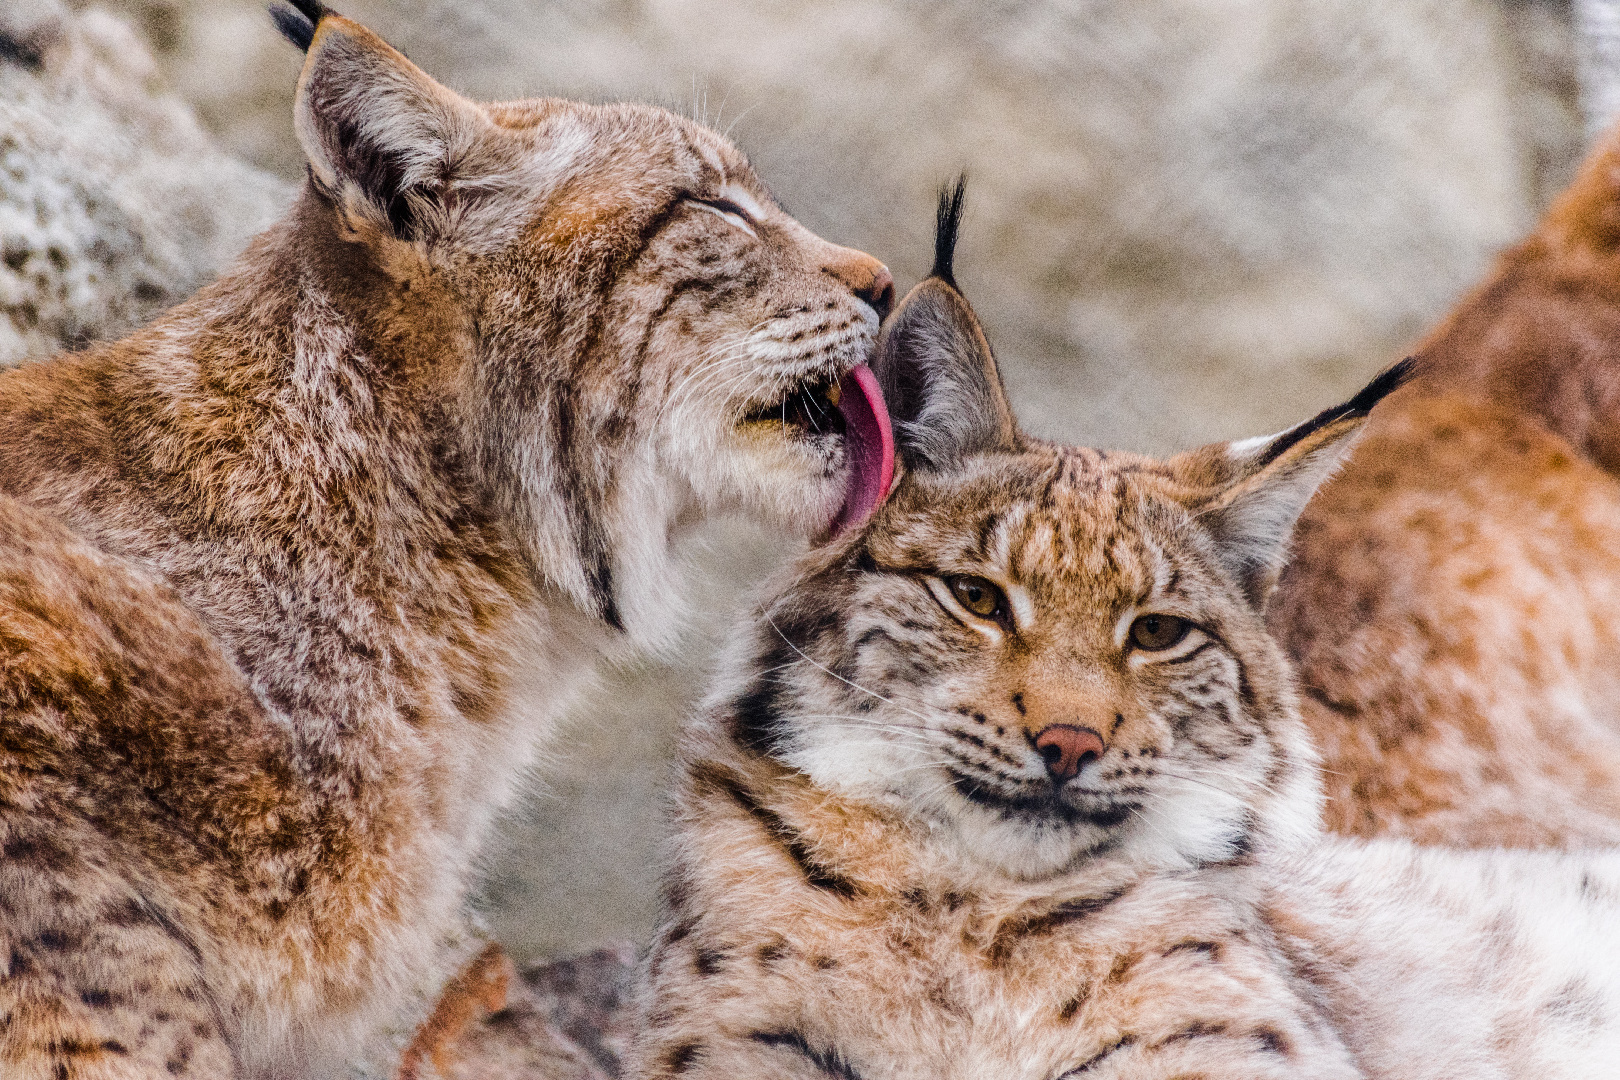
xmin=1207 ymin=419 xmax=1366 ymax=586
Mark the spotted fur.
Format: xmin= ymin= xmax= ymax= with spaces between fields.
xmin=0 ymin=6 xmax=891 ymax=1078
xmin=630 ymin=198 xmax=1620 ymax=1080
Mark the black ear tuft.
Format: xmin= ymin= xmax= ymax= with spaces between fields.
xmin=1254 ymin=356 xmax=1414 ymax=466
xmin=269 ymin=0 xmax=332 ymax=52
xmin=1342 ymin=355 xmax=1416 ymax=416
xmin=931 ymin=175 xmax=966 ymax=290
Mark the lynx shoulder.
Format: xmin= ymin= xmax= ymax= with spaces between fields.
xmin=630 ymin=189 xmax=1620 ymax=1080
xmin=0 ymin=2 xmax=895 ymax=1076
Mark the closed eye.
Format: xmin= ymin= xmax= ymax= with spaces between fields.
xmin=689 ymin=197 xmax=758 ymax=238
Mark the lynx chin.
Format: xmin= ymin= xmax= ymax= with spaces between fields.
xmin=631 ymin=185 xmax=1620 ymax=1080
xmin=0 ymin=1 xmax=897 ymax=1077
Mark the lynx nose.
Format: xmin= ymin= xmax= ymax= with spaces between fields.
xmin=857 ymin=266 xmax=895 ymax=319
xmin=1034 ymin=725 xmax=1105 ymax=781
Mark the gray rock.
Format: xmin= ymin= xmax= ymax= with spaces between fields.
xmin=0 ymin=0 xmax=290 ymax=365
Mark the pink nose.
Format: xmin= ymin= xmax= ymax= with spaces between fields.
xmin=1034 ymin=725 xmax=1106 ymax=780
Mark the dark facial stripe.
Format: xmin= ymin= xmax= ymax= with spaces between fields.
xmin=750 ymin=1031 xmax=864 ymax=1080
xmin=549 ymin=191 xmax=697 ymax=633
xmin=688 ymin=761 xmax=858 ymax=898
xmin=728 ymin=636 xmax=798 ymax=755
xmin=557 ymin=390 xmax=622 ymax=630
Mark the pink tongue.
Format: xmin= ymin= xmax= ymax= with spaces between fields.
xmin=831 ymin=364 xmax=896 ymax=535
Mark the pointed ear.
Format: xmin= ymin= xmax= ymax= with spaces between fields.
xmin=873 ymin=179 xmax=1019 ymax=470
xmin=1181 ymin=358 xmax=1414 ymax=606
xmin=281 ymin=6 xmax=492 ymax=242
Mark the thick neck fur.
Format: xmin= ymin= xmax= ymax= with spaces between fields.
xmin=2 ymin=185 xmax=646 ymax=743
xmin=0 ymin=188 xmax=681 ymax=1069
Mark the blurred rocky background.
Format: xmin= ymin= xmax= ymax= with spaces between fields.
xmin=0 ymin=0 xmax=1588 ymax=967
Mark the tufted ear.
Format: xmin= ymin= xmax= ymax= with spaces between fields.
xmin=272 ymin=0 xmax=493 ymax=243
xmin=874 ymin=178 xmax=1020 ymax=471
xmin=1179 ymin=359 xmax=1414 ymax=606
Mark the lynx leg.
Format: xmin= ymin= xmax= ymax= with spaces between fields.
xmin=396 ymin=943 xmax=515 ymax=1080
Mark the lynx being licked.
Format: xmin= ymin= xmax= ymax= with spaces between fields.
xmin=631 ymin=189 xmax=1620 ymax=1080
xmin=0 ymin=1 xmax=898 ymax=1077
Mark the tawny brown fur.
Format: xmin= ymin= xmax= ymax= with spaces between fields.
xmin=0 ymin=6 xmax=892 ymax=1077
xmin=1270 ymin=116 xmax=1620 ymax=847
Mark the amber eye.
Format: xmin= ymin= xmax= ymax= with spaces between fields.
xmin=1129 ymin=614 xmax=1192 ymax=651
xmin=947 ymin=575 xmax=1005 ymax=619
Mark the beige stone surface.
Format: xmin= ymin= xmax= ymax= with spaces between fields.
xmin=1 ymin=0 xmax=290 ymax=364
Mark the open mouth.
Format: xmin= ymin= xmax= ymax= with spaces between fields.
xmin=743 ymin=375 xmax=847 ymax=439
xmin=741 ymin=364 xmax=896 ymax=535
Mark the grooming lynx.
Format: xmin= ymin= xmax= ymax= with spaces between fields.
xmin=631 ymin=193 xmax=1620 ymax=1080
xmin=0 ymin=2 xmax=896 ymax=1077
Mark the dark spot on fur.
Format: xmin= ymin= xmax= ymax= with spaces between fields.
xmin=694 ymin=948 xmax=726 ymax=976
xmin=750 ymin=1030 xmax=863 ymax=1079
xmin=1162 ymin=1020 xmax=1229 ymax=1045
xmin=1253 ymin=1026 xmax=1291 ymax=1055
xmin=1065 ymin=1033 xmax=1137 ymax=1074
xmin=1057 ymin=987 xmax=1092 ymax=1022
xmin=1163 ymin=940 xmax=1223 ymax=961
xmin=1544 ymin=977 xmax=1608 ymax=1029
xmin=80 ymin=990 xmax=115 ymax=1009
xmin=664 ymin=1041 xmax=704 ymax=1073
xmin=0 ymin=33 xmax=44 ymax=69
xmin=3 ymin=835 xmax=73 ymax=872
xmin=1106 ymin=951 xmax=1140 ymax=983
xmin=987 ymin=888 xmax=1129 ymax=964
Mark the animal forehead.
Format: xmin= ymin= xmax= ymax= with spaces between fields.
xmin=488 ymin=98 xmax=757 ymax=187
xmin=874 ymin=451 xmax=1195 ymax=594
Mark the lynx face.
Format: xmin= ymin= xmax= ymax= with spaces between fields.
xmin=279 ymin=6 xmax=895 ymax=634
xmin=722 ymin=200 xmax=1404 ymax=879
xmin=735 ymin=447 xmax=1321 ymax=878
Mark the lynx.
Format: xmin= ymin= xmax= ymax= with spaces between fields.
xmin=630 ymin=191 xmax=1620 ymax=1080
xmin=0 ymin=1 xmax=897 ymax=1077
xmin=1270 ymin=114 xmax=1620 ymax=848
